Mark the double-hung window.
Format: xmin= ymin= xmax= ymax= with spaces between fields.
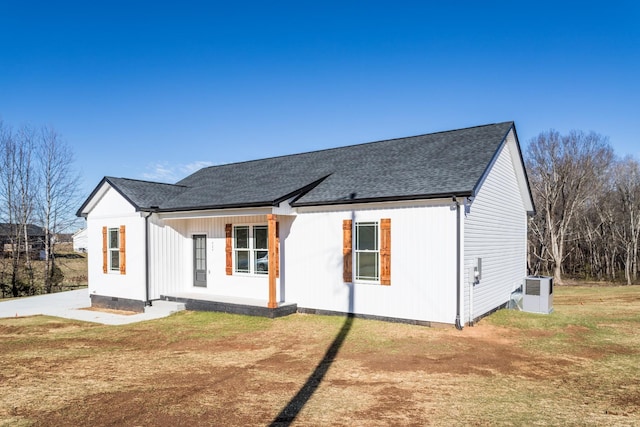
xmin=108 ymin=227 xmax=120 ymax=272
xmin=355 ymin=222 xmax=379 ymax=281
xmin=234 ymin=225 xmax=268 ymax=275
xmin=102 ymin=225 xmax=126 ymax=274
xmin=343 ymin=219 xmax=390 ymax=285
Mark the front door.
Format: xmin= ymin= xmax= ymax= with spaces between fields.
xmin=193 ymin=234 xmax=207 ymax=287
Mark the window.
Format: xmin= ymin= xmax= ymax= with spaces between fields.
xmin=234 ymin=226 xmax=249 ymax=273
xmin=108 ymin=228 xmax=120 ymax=271
xmin=234 ymin=225 xmax=268 ymax=275
xmin=355 ymin=222 xmax=379 ymax=281
xmin=253 ymin=225 xmax=268 ymax=274
xmin=102 ymin=226 xmax=125 ymax=274
xmin=343 ymin=218 xmax=390 ymax=285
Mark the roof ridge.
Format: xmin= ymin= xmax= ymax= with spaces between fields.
xmin=107 ymin=176 xmax=188 ymax=188
xmin=190 ymin=121 xmax=514 ymax=174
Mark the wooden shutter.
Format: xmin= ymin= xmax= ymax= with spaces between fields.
xmin=102 ymin=226 xmax=108 ymax=273
xmin=275 ymin=222 xmax=280 ymax=278
xmin=225 ymin=224 xmax=232 ymax=275
xmin=380 ymin=218 xmax=391 ymax=285
xmin=119 ymin=225 xmax=126 ymax=275
xmin=343 ymin=219 xmax=352 ymax=283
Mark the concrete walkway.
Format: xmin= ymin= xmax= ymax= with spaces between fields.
xmin=0 ymin=289 xmax=184 ymax=325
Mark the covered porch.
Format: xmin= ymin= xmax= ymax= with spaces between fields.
xmin=150 ymin=206 xmax=296 ymax=307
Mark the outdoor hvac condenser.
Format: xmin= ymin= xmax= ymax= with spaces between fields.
xmin=523 ymin=276 xmax=553 ymax=314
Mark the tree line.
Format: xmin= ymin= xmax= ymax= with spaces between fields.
xmin=0 ymin=120 xmax=80 ymax=297
xmin=527 ymin=130 xmax=640 ymax=285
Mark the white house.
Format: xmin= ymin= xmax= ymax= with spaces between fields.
xmin=72 ymin=228 xmax=88 ymax=253
xmin=77 ymin=122 xmax=534 ymax=327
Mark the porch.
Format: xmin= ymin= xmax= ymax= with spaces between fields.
xmin=160 ymin=292 xmax=297 ymax=319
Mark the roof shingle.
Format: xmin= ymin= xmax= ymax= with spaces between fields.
xmin=79 ymin=121 xmax=516 ymax=214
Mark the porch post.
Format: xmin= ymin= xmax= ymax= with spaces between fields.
xmin=267 ymin=214 xmax=277 ymax=308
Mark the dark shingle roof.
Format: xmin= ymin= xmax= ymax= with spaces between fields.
xmin=78 ymin=122 xmax=517 ymax=215
xmin=0 ymin=223 xmax=45 ymax=237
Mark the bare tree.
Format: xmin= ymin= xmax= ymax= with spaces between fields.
xmin=37 ymin=126 xmax=81 ymax=293
xmin=0 ymin=123 xmax=37 ymax=296
xmin=16 ymin=126 xmax=37 ymax=286
xmin=0 ymin=120 xmax=82 ymax=297
xmin=612 ymin=156 xmax=640 ymax=284
xmin=526 ymin=130 xmax=614 ymax=284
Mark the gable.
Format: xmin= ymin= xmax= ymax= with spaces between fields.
xmin=83 ymin=184 xmax=138 ymax=218
xmin=472 ymin=127 xmax=535 ymax=214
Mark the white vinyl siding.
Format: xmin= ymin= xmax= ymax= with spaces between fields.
xmin=86 ymin=186 xmax=146 ymax=302
xmin=287 ymin=201 xmax=457 ymax=324
xmin=464 ymin=129 xmax=528 ymax=323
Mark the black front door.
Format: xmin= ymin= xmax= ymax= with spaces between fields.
xmin=193 ymin=235 xmax=207 ymax=287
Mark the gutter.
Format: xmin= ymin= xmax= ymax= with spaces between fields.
xmin=292 ymin=191 xmax=474 ymax=208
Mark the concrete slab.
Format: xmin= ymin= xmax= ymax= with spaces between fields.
xmin=161 ymin=292 xmax=297 ymax=318
xmin=0 ymin=289 xmax=184 ymax=325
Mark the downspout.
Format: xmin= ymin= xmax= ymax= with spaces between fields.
xmin=144 ymin=208 xmax=157 ymax=307
xmin=454 ymin=197 xmax=463 ymax=330
xmin=466 ymin=197 xmax=475 ymax=327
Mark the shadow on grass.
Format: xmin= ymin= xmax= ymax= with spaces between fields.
xmin=271 ymin=214 xmax=356 ymax=426
xmin=270 ymin=313 xmax=354 ymax=426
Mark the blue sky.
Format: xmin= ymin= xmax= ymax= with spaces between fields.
xmin=1 ymin=1 xmax=638 ymax=197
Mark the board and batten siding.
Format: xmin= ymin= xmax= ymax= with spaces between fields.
xmin=85 ymin=186 xmax=147 ymax=302
xmin=463 ymin=129 xmax=528 ymax=323
xmin=148 ymin=214 xmax=284 ymax=302
xmin=287 ymin=201 xmax=458 ymax=324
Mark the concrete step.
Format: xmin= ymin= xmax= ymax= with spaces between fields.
xmin=144 ymin=300 xmax=186 ymax=316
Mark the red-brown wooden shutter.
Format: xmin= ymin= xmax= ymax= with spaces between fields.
xmin=343 ymin=219 xmax=352 ymax=282
xmin=225 ymin=224 xmax=232 ymax=275
xmin=119 ymin=225 xmax=126 ymax=275
xmin=102 ymin=226 xmax=108 ymax=273
xmin=380 ymin=218 xmax=391 ymax=285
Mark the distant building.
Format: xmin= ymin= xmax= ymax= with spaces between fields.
xmin=73 ymin=228 xmax=88 ymax=253
xmin=0 ymin=223 xmax=46 ymax=258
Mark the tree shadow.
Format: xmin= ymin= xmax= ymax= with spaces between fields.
xmin=270 ymin=283 xmax=354 ymax=426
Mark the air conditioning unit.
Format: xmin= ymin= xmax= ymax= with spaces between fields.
xmin=523 ymin=276 xmax=553 ymax=314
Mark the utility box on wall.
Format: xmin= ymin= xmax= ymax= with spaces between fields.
xmin=523 ymin=276 xmax=553 ymax=314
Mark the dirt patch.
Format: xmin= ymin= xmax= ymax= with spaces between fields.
xmin=1 ymin=286 xmax=640 ymax=426
xmin=350 ymin=323 xmax=570 ymax=379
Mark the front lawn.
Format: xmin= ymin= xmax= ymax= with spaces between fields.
xmin=1 ymin=285 xmax=638 ymax=426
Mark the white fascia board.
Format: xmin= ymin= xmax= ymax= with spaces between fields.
xmin=159 ymin=197 xmax=299 ymax=220
xmin=294 ymin=197 xmax=455 ymax=214
xmin=79 ymin=182 xmax=112 ymax=216
xmin=505 ymin=129 xmax=535 ymax=214
xmin=272 ymin=197 xmax=297 ymax=215
xmin=159 ymin=206 xmax=273 ymax=221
